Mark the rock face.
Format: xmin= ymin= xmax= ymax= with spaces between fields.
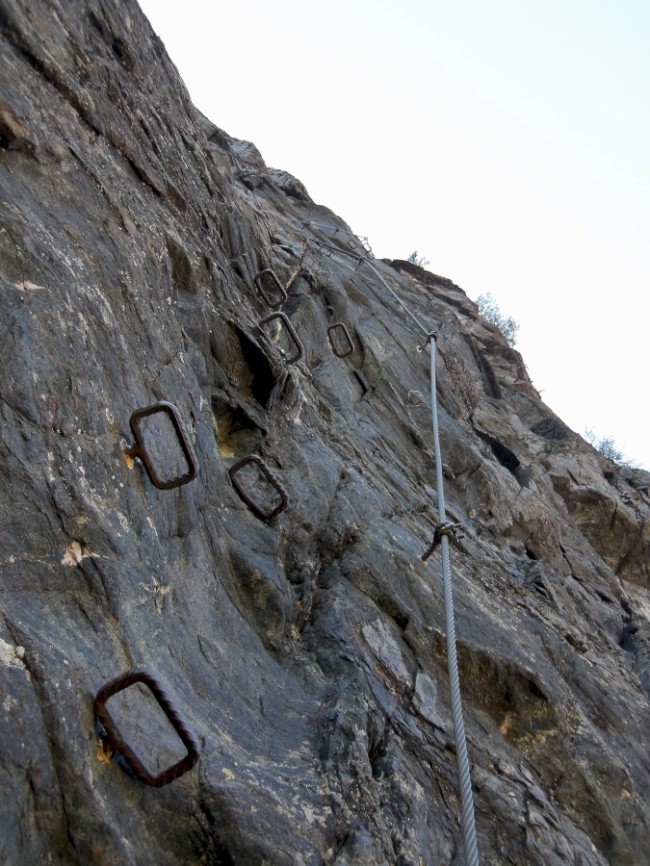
xmin=1 ymin=2 xmax=649 ymax=864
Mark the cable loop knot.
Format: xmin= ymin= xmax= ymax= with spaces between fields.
xmin=421 ymin=521 xmax=464 ymax=562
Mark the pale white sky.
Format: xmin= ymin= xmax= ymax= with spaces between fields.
xmin=139 ymin=0 xmax=649 ymax=469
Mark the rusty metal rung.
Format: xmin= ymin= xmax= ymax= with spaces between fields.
xmin=327 ymin=322 xmax=355 ymax=358
xmin=253 ymin=269 xmax=287 ymax=310
xmin=125 ymin=401 xmax=197 ymax=490
xmin=94 ymin=668 xmax=200 ymax=787
xmin=258 ymin=311 xmax=304 ymax=365
xmin=228 ymin=454 xmax=288 ymax=520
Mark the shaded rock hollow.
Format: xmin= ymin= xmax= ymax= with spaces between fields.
xmin=0 ymin=1 xmax=649 ymax=864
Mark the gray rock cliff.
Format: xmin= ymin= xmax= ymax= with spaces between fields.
xmin=1 ymin=1 xmax=649 ymax=864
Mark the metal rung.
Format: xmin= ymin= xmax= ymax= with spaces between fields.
xmin=258 ymin=312 xmax=304 ymax=365
xmin=124 ymin=401 xmax=197 ymax=490
xmin=327 ymin=322 xmax=354 ymax=358
xmin=228 ymin=454 xmax=289 ymax=519
xmin=253 ymin=269 xmax=287 ymax=309
xmin=94 ymin=669 xmax=200 ymax=787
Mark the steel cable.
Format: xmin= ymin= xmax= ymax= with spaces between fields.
xmin=308 ymin=228 xmax=481 ymax=863
xmin=428 ymin=335 xmax=480 ymax=866
xmin=365 ymin=261 xmax=431 ymax=338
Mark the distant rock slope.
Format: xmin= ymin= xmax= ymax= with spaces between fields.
xmin=1 ymin=2 xmax=649 ymax=864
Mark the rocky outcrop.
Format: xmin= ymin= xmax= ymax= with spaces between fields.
xmin=1 ymin=2 xmax=649 ymax=864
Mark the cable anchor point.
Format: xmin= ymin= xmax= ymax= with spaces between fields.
xmin=421 ymin=521 xmax=464 ymax=562
xmin=417 ymin=332 xmax=437 ymax=352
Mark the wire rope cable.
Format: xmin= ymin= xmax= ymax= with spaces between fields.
xmin=306 ymin=227 xmax=480 ymax=863
xmin=429 ymin=335 xmax=480 ymax=866
xmin=366 ymin=261 xmax=430 ymax=337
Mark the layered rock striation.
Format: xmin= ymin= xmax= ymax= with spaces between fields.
xmin=1 ymin=2 xmax=649 ymax=864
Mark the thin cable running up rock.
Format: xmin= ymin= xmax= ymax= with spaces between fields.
xmin=365 ymin=260 xmax=431 ymax=340
xmin=308 ymin=225 xmax=480 ymax=862
xmin=427 ymin=333 xmax=480 ymax=866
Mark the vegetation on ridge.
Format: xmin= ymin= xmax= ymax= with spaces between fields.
xmin=584 ymin=429 xmax=635 ymax=467
xmin=476 ymin=291 xmax=519 ymax=347
xmin=407 ymin=250 xmax=430 ymax=269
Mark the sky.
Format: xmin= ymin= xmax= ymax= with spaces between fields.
xmin=138 ymin=0 xmax=650 ymax=469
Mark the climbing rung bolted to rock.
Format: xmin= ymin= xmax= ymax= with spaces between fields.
xmin=94 ymin=669 xmax=200 ymax=787
xmin=124 ymin=401 xmax=197 ymax=489
xmin=253 ymin=268 xmax=287 ymax=309
xmin=257 ymin=312 xmax=304 ymax=365
xmin=228 ymin=454 xmax=288 ymax=520
xmin=327 ymin=322 xmax=355 ymax=358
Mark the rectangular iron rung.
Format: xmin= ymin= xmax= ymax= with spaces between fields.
xmin=228 ymin=454 xmax=288 ymax=520
xmin=94 ymin=668 xmax=200 ymax=787
xmin=258 ymin=312 xmax=304 ymax=365
xmin=253 ymin=269 xmax=287 ymax=309
xmin=125 ymin=401 xmax=197 ymax=490
xmin=327 ymin=322 xmax=354 ymax=358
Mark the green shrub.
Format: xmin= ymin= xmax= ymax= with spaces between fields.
xmin=542 ymin=439 xmax=565 ymax=456
xmin=476 ymin=292 xmax=519 ymax=347
xmin=407 ymin=250 xmax=430 ymax=268
xmin=584 ymin=429 xmax=633 ymax=467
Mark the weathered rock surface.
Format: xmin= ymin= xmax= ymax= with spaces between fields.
xmin=1 ymin=2 xmax=649 ymax=864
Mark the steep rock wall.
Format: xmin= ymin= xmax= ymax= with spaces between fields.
xmin=1 ymin=2 xmax=649 ymax=864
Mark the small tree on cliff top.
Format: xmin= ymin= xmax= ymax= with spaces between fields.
xmin=476 ymin=292 xmax=519 ymax=347
xmin=407 ymin=250 xmax=430 ymax=268
xmin=584 ymin=429 xmax=634 ymax=467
